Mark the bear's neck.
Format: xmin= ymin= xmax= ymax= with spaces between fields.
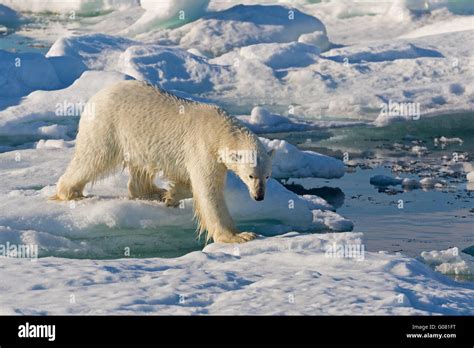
xmin=226 ymin=128 xmax=258 ymax=152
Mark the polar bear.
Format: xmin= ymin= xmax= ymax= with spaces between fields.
xmin=53 ymin=80 xmax=274 ymax=243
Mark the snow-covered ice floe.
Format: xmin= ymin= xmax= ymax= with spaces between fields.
xmin=1 ymin=232 xmax=473 ymax=315
xmin=0 ymin=145 xmax=351 ymax=258
xmin=3 ymin=2 xmax=470 ymax=120
xmin=140 ymin=4 xmax=327 ymax=57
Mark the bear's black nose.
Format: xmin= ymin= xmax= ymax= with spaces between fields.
xmin=254 ymin=195 xmax=264 ymax=201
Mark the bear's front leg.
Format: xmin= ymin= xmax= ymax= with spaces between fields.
xmin=189 ymin=165 xmax=257 ymax=243
xmin=214 ymin=231 xmax=257 ymax=243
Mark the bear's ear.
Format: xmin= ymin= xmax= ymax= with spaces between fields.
xmin=267 ymin=149 xmax=276 ymax=159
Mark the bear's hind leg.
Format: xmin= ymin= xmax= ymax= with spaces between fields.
xmin=128 ymin=166 xmax=167 ymax=200
xmin=54 ymin=170 xmax=86 ymax=201
xmin=52 ymin=118 xmax=123 ymax=201
xmin=54 ymin=153 xmax=118 ymax=200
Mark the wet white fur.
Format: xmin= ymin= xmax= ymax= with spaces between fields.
xmin=54 ymin=80 xmax=273 ymax=243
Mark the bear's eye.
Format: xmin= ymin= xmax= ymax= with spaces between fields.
xmin=265 ymin=176 xmax=269 ymax=180
xmin=249 ymin=175 xmax=254 ymax=179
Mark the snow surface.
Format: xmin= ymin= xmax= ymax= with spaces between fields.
xmin=1 ymin=232 xmax=473 ymax=315
xmin=400 ymin=15 xmax=474 ymax=39
xmin=298 ymin=30 xmax=330 ymax=51
xmin=211 ymin=41 xmax=321 ymax=69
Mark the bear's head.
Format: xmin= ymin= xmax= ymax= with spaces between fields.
xmin=220 ymin=144 xmax=275 ymax=201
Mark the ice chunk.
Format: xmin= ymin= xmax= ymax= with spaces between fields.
xmin=249 ymin=107 xmax=291 ymax=126
xmin=36 ymin=139 xmax=72 ymax=149
xmin=370 ymin=175 xmax=403 ymax=187
xmin=47 ymin=34 xmax=136 ymax=70
xmin=38 ymin=125 xmax=68 ymax=138
xmin=0 ymin=50 xmax=86 ymax=100
xmin=301 ymin=195 xmax=334 ymax=211
xmin=467 ymin=171 xmax=474 ymax=183
xmin=121 ymin=0 xmax=210 ymax=36
xmin=298 ymin=30 xmax=331 ymax=51
xmin=435 ymin=262 xmax=471 ymax=276
xmin=259 ymin=137 xmax=345 ymax=179
xmin=419 ymin=177 xmax=446 ymax=188
xmin=312 ymin=210 xmax=353 ymax=232
xmin=434 ymin=136 xmax=463 ymax=145
xmin=225 ymin=174 xmax=348 ymax=233
xmin=116 ymin=44 xmax=228 ymax=94
xmin=401 ymin=178 xmax=421 ymax=189
xmin=420 ymin=247 xmax=473 ymax=276
xmin=411 ymin=145 xmax=428 ymax=155
xmin=237 ymin=107 xmax=314 ymax=133
xmin=370 ymin=175 xmax=445 ymax=189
